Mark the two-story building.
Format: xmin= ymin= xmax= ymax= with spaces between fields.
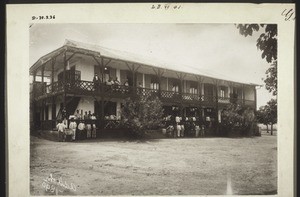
xmin=29 ymin=39 xmax=258 ymax=135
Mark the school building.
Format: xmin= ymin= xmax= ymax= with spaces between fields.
xmin=29 ymin=39 xmax=258 ymax=134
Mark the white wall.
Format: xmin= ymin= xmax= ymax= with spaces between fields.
xmin=244 ymin=86 xmax=255 ymax=100
xmin=48 ymin=104 xmax=52 ymax=120
xmin=53 ymin=58 xmax=95 ymax=82
xmin=76 ymin=97 xmax=95 ymax=115
xmin=76 ymin=59 xmax=95 ymax=81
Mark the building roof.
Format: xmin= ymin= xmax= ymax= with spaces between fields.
xmin=31 ymin=39 xmax=260 ymax=86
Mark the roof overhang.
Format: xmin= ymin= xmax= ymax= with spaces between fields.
xmin=29 ymin=45 xmax=101 ymax=75
xmin=30 ymin=39 xmax=259 ymax=87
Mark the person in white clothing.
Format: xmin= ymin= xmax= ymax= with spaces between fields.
xmin=56 ymin=120 xmax=67 ymax=142
xmin=176 ymin=124 xmax=181 ymax=137
xmin=86 ymin=120 xmax=92 ymax=139
xmin=69 ymin=118 xmax=77 ymax=141
xmin=78 ymin=121 xmax=85 ymax=140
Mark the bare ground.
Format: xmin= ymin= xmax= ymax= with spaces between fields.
xmin=30 ymin=133 xmax=277 ymax=196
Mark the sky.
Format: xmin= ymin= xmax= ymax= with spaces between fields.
xmin=30 ymin=23 xmax=275 ymax=108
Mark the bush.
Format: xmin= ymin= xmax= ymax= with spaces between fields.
xmin=121 ymin=93 xmax=164 ymax=138
xmin=221 ymin=104 xmax=257 ymax=137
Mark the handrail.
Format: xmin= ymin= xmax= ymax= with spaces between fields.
xmin=32 ymin=80 xmax=255 ymax=106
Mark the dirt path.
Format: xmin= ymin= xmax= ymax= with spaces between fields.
xmin=30 ymin=135 xmax=277 ymax=195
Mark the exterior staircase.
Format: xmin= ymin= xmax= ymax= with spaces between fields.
xmin=56 ymin=96 xmax=81 ymax=120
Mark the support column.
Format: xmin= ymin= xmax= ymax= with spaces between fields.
xmin=175 ymin=72 xmax=186 ymax=116
xmin=228 ymin=82 xmax=233 ymax=103
xmin=33 ymin=71 xmax=36 ymax=82
xmin=32 ymin=71 xmax=37 ymax=130
xmin=194 ymin=76 xmax=204 ymax=121
xmin=51 ymin=58 xmax=55 ymax=93
xmin=180 ymin=79 xmax=184 ymax=117
xmin=125 ymin=63 xmax=140 ymax=97
xmin=132 ymin=70 xmax=136 ymax=87
xmin=41 ymin=100 xmax=45 ymax=130
xmin=194 ymin=75 xmax=204 ymax=100
xmin=242 ymin=84 xmax=245 ymax=105
xmin=254 ymin=86 xmax=257 ymax=110
xmin=63 ymin=51 xmax=67 ymax=111
xmin=142 ymin=73 xmax=145 ymax=88
xmin=213 ymin=79 xmax=219 ymax=135
xmin=215 ymin=82 xmax=219 ymax=111
xmin=152 ymin=68 xmax=164 ymax=98
xmin=51 ymin=97 xmax=56 ymax=128
xmin=166 ymin=77 xmax=169 ymax=91
xmin=41 ymin=65 xmax=45 ymax=94
xmin=116 ymin=69 xmax=121 ymax=82
xmin=100 ymin=58 xmax=105 ymax=128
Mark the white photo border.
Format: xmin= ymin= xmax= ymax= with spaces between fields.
xmin=6 ymin=3 xmax=295 ymax=197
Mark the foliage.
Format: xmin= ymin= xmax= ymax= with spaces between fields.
xmin=265 ymin=99 xmax=277 ymax=135
xmin=256 ymin=106 xmax=269 ymax=127
xmin=221 ymin=104 xmax=244 ymax=129
xmin=221 ymin=103 xmax=257 ymax=136
xmin=264 ymin=61 xmax=277 ymax=95
xmin=242 ymin=107 xmax=256 ymax=126
xmin=236 ymin=24 xmax=277 ymax=96
xmin=121 ymin=93 xmax=164 ymax=138
xmin=256 ymin=99 xmax=277 ymax=135
xmin=266 ymin=99 xmax=277 ymax=123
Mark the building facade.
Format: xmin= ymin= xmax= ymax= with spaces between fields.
xmin=30 ymin=40 xmax=257 ymax=134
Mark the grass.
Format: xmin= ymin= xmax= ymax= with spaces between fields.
xmin=30 ymin=133 xmax=277 ymax=195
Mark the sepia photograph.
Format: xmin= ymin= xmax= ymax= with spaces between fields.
xmin=29 ymin=23 xmax=278 ymax=195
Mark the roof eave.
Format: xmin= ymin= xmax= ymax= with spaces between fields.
xmin=29 ymin=45 xmax=101 ymax=74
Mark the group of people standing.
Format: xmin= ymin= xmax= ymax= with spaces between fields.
xmin=164 ymin=116 xmax=205 ymax=138
xmin=56 ymin=109 xmax=98 ymax=142
xmin=74 ymin=110 xmax=96 ymax=120
xmin=93 ymin=73 xmax=130 ymax=93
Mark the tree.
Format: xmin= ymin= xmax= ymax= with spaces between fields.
xmin=221 ymin=104 xmax=244 ymax=129
xmin=236 ymin=24 xmax=277 ymax=95
xmin=256 ymin=106 xmax=270 ymax=133
xmin=221 ymin=104 xmax=256 ymax=136
xmin=256 ymin=99 xmax=277 ymax=135
xmin=264 ymin=60 xmax=277 ymax=96
xmin=265 ymin=98 xmax=277 ymax=135
xmin=121 ymin=93 xmax=164 ymax=138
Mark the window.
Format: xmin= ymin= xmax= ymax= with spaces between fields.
xmin=232 ymin=87 xmax=241 ymax=98
xmin=220 ymin=86 xmax=227 ymax=98
xmin=220 ymin=89 xmax=225 ymax=97
xmin=150 ymin=77 xmax=159 ymax=90
xmin=172 ymin=81 xmax=180 ymax=93
xmin=150 ymin=82 xmax=159 ymax=90
xmin=172 ymin=84 xmax=179 ymax=92
xmin=190 ymin=83 xmax=198 ymax=94
xmin=57 ymin=69 xmax=81 ymax=82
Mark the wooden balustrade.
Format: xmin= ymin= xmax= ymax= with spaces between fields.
xmin=218 ymin=96 xmax=231 ymax=104
xmin=32 ymin=79 xmax=255 ymax=107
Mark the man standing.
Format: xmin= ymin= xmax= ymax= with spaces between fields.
xmin=84 ymin=111 xmax=89 ymax=120
xmin=88 ymin=111 xmax=92 ymax=119
xmin=69 ymin=118 xmax=77 ymax=141
xmin=78 ymin=120 xmax=85 ymax=140
xmin=91 ymin=113 xmax=97 ymax=138
xmin=56 ymin=120 xmax=66 ymax=142
xmin=93 ymin=73 xmax=100 ymax=92
xmin=74 ymin=109 xmax=81 ymax=120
